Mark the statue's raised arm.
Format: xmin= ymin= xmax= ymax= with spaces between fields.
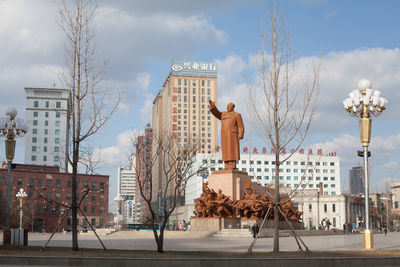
xmin=209 ymin=100 xmax=222 ymax=120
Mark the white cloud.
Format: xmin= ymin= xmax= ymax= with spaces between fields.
xmin=216 ymin=48 xmax=400 ymax=138
xmin=324 ymin=11 xmax=337 ymax=20
xmin=117 ymin=102 xmax=130 ymax=115
xmin=96 ymin=6 xmax=227 ymax=72
xmin=136 ymin=73 xmax=151 ymax=92
xmin=93 ymin=129 xmax=143 ymax=168
xmin=140 ymin=94 xmax=154 ymax=124
xmin=381 ymin=161 xmax=400 ymax=171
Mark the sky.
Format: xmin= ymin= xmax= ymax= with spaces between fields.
xmin=1 ymin=0 xmax=400 ymax=211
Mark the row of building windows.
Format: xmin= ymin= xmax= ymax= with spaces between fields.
xmin=208 ymin=166 xmax=336 ymax=175
xmin=204 ymin=159 xmax=336 ymax=166
xmin=16 ymin=178 xmax=105 ymax=190
xmin=177 ymin=132 xmax=211 ymax=138
xmin=31 ymin=155 xmax=59 ymax=162
xmin=32 ymin=192 xmax=105 ymax=202
xmin=175 ymin=87 xmax=212 ymax=95
xmin=32 ymin=120 xmax=61 ymax=126
xmin=307 ymin=203 xmax=336 ymax=212
xmin=174 ymin=95 xmax=211 ymax=103
xmin=36 ymin=204 xmax=104 ymax=214
xmin=33 ymin=100 xmax=62 ymax=109
xmin=32 ymin=137 xmax=61 ymax=144
xmin=245 ymin=175 xmax=336 ymax=182
xmin=176 ymin=115 xmax=211 ymax=120
xmin=177 ymin=120 xmax=212 ymax=127
xmin=176 ymin=126 xmax=212 ymax=132
xmin=32 ymin=146 xmax=59 ymax=152
xmin=177 ymin=79 xmax=212 ymax=87
xmin=32 ymin=129 xmax=60 ymax=135
xmin=33 ymin=111 xmax=61 ymax=118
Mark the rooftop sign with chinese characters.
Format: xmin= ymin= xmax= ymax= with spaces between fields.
xmin=171 ymin=61 xmax=217 ymax=78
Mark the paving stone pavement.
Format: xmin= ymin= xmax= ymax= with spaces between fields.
xmin=2 ymin=231 xmax=399 ymax=252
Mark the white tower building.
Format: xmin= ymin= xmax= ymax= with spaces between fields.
xmin=24 ymin=87 xmax=70 ymax=172
xmin=117 ymin=156 xmax=136 ymax=224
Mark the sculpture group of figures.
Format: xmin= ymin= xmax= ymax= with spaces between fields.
xmin=194 ymin=183 xmax=302 ymax=222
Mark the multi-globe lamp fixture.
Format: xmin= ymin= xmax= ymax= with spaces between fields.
xmin=343 ymin=79 xmax=387 ymax=249
xmin=0 ymin=108 xmax=27 ymax=234
xmin=16 ymin=188 xmax=27 ymax=230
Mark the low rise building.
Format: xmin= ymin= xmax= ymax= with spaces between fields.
xmin=292 ymin=189 xmax=365 ymax=230
xmin=0 ymin=163 xmax=109 ymax=232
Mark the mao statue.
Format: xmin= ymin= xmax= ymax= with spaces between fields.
xmin=209 ymin=100 xmax=244 ymax=170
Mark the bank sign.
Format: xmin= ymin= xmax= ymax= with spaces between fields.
xmin=171 ymin=61 xmax=217 ymax=78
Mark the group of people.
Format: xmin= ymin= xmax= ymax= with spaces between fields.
xmin=343 ymin=222 xmax=357 ymax=235
xmin=343 ymin=222 xmax=389 ymax=236
xmin=319 ymin=218 xmax=332 ymax=230
xmin=168 ymin=220 xmax=188 ymax=231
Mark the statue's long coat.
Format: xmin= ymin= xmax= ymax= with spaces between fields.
xmin=210 ymin=107 xmax=244 ymax=161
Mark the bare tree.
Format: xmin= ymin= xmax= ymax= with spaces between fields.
xmin=132 ymin=131 xmax=209 ymax=253
xmin=248 ymin=0 xmax=320 ymax=252
xmin=56 ymin=0 xmax=121 ymax=251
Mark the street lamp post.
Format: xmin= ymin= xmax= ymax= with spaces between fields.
xmin=114 ymin=195 xmax=123 ymax=230
xmin=16 ymin=188 xmax=27 ymax=229
xmin=0 ymin=108 xmax=27 ymax=232
xmin=343 ymin=79 xmax=388 ymax=250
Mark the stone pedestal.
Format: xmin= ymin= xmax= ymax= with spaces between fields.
xmin=207 ymin=169 xmax=250 ymax=201
xmin=190 ymin=217 xmax=241 ymax=231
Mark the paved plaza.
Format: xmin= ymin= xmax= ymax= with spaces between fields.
xmin=2 ymin=231 xmax=400 ymax=252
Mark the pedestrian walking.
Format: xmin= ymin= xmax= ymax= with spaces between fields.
xmin=347 ymin=222 xmax=352 ymax=235
xmin=383 ymin=224 xmax=388 ymax=236
xmin=343 ymin=224 xmax=346 ymax=235
xmin=327 ymin=219 xmax=331 ymax=230
xmin=251 ymin=224 xmax=259 ymax=238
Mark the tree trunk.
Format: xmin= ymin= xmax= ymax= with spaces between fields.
xmin=273 ymin=153 xmax=280 ymax=253
xmin=71 ymin=142 xmax=80 ymax=251
xmin=154 ymin=228 xmax=164 ymax=253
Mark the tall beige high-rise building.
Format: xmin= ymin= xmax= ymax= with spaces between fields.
xmin=152 ymin=61 xmax=218 ymax=209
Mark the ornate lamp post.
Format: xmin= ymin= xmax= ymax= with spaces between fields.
xmin=343 ymin=79 xmax=388 ymax=249
xmin=114 ymin=195 xmax=123 ymax=230
xmin=16 ymin=188 xmax=27 ymax=229
xmin=0 ymin=108 xmax=27 ymax=231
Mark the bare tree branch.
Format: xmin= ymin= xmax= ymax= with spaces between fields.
xmin=247 ymin=0 xmax=320 ymax=253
